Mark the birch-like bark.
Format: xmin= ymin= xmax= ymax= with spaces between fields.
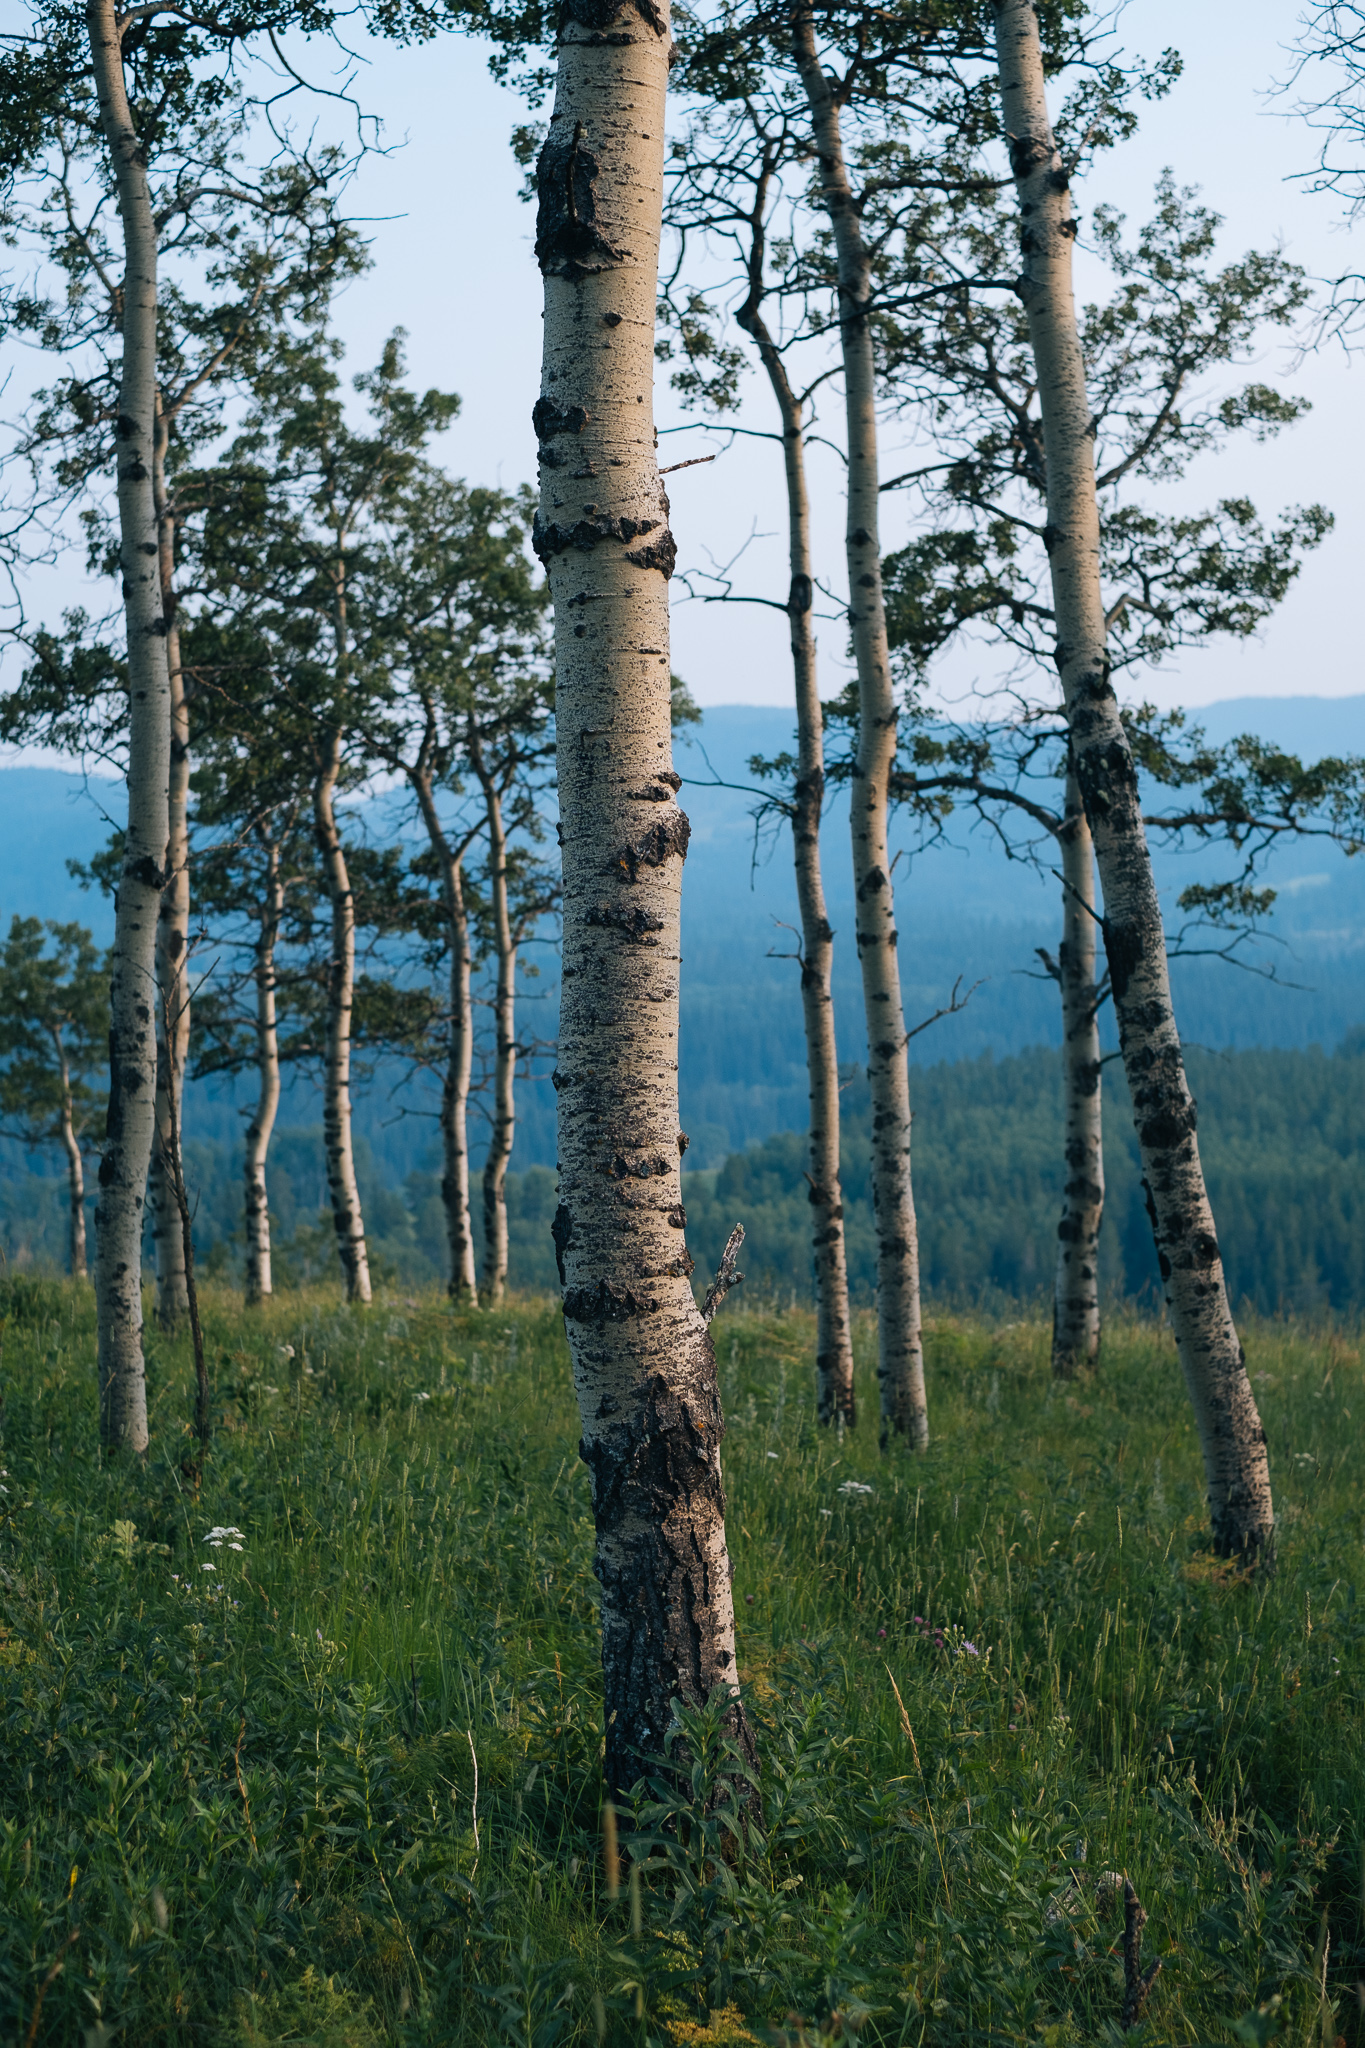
xmin=993 ymin=0 xmax=1273 ymax=1556
xmin=1052 ymin=769 xmax=1104 ymax=1374
xmin=734 ymin=293 xmax=854 ymax=1424
xmin=793 ymin=12 xmax=926 ymax=1446
xmin=89 ymin=0 xmax=171 ymax=1453
xmin=534 ymin=0 xmax=753 ymax=1794
xmin=314 ymin=730 xmax=371 ymax=1305
xmin=149 ymin=404 xmax=191 ymax=1329
xmin=471 ymin=731 xmax=515 ymax=1305
xmin=408 ymin=751 xmax=479 ymax=1302
xmin=52 ymin=1029 xmax=87 ymax=1280
xmin=244 ymin=833 xmax=283 ymax=1305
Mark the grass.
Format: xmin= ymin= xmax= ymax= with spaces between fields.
xmin=0 ymin=1276 xmax=1361 ymax=2047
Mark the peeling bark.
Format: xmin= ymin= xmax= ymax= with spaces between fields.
xmin=149 ymin=402 xmax=191 ymax=1330
xmin=314 ymin=729 xmax=371 ymax=1305
xmin=88 ymin=0 xmax=171 ymax=1453
xmin=244 ymin=832 xmax=283 ymax=1305
xmin=536 ymin=0 xmax=753 ymax=1793
xmin=1052 ymin=769 xmax=1104 ymax=1374
xmin=993 ymin=0 xmax=1273 ymax=1556
xmin=793 ymin=11 xmax=926 ymax=1446
xmin=734 ymin=291 xmax=854 ymax=1425
xmin=471 ymin=725 xmax=515 ymax=1306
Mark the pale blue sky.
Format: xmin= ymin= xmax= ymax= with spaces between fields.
xmin=319 ymin=0 xmax=1364 ymax=715
xmin=4 ymin=1 xmax=1361 ymax=724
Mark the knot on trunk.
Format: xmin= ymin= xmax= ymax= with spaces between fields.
xmin=609 ymin=808 xmax=690 ymax=879
xmin=563 ymin=1278 xmax=659 ymax=1322
xmin=535 ymin=121 xmax=623 ymax=280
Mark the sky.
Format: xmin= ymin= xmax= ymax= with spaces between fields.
xmin=4 ymin=0 xmax=1363 ymax=728
xmin=297 ymin=0 xmax=1365 ymax=721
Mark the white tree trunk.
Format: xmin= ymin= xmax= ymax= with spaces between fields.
xmin=244 ymin=833 xmax=282 ymax=1305
xmin=52 ymin=1031 xmax=87 ymax=1280
xmin=314 ymin=732 xmax=371 ymax=1305
xmin=149 ymin=408 xmax=191 ymax=1329
xmin=409 ymin=760 xmax=478 ymax=1302
xmin=88 ymin=0 xmax=171 ymax=1453
xmin=994 ymin=0 xmax=1273 ymax=1557
xmin=472 ymin=740 xmax=515 ymax=1305
xmin=794 ymin=15 xmax=927 ymax=1447
xmin=1052 ymin=769 xmax=1104 ymax=1374
xmin=533 ymin=0 xmax=752 ymax=1795
xmin=736 ymin=297 xmax=854 ymax=1424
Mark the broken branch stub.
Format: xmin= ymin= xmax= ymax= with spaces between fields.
xmin=702 ymin=1223 xmax=745 ymax=1323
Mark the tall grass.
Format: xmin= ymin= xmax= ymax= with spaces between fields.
xmin=0 ymin=1278 xmax=1359 ymax=2045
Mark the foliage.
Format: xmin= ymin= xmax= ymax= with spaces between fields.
xmin=0 ymin=1286 xmax=1359 ymax=2045
xmin=0 ymin=914 xmax=106 ymax=1155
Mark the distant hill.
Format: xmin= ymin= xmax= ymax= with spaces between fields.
xmin=4 ymin=691 xmax=1365 ymax=1178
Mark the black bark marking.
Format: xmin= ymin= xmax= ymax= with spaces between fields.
xmin=535 ymin=121 xmax=624 ymax=280
xmin=610 ymin=808 xmax=690 ymax=880
xmin=625 ymin=529 xmax=677 ymax=578
xmin=586 ymin=902 xmax=665 ymax=943
xmin=560 ymin=0 xmax=666 ymax=36
xmin=533 ymin=510 xmax=663 ymax=562
xmin=562 ymin=1279 xmax=659 ymax=1322
xmin=552 ymin=1202 xmax=573 ymax=1284
xmin=533 ymin=397 xmax=591 ymax=441
xmin=601 ymin=1151 xmax=671 ymax=1179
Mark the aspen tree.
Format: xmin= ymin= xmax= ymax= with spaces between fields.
xmin=533 ymin=0 xmax=753 ymax=1788
xmin=1050 ymin=769 xmax=1103 ymax=1372
xmin=0 ymin=918 xmax=107 ymax=1280
xmin=470 ymin=723 xmax=517 ymax=1305
xmin=87 ymin=0 xmax=171 ymax=1450
xmin=991 ymin=0 xmax=1274 ymax=1554
xmin=661 ymin=105 xmax=856 ymax=1423
xmin=243 ymin=828 xmax=285 ymax=1305
xmin=792 ymin=8 xmax=926 ymax=1446
xmin=148 ymin=402 xmax=191 ymax=1328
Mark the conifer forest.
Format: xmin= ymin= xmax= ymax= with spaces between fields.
xmin=0 ymin=3 xmax=1363 ymax=2043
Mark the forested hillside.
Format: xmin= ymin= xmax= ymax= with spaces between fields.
xmin=3 ymin=1034 xmax=1361 ymax=1316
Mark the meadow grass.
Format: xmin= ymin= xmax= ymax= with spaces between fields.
xmin=0 ymin=1276 xmax=1360 ymax=2047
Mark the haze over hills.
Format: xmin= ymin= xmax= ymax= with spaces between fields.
xmin=3 ymin=692 xmax=1365 ymax=1175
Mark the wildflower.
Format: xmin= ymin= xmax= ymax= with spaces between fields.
xmin=279 ymin=1344 xmax=295 ymax=1359
xmin=877 ymin=1628 xmax=887 ymax=1639
xmin=204 ymin=1526 xmax=245 ymax=1549
xmin=963 ymin=1642 xmax=979 ymax=1656
xmin=766 ymin=1452 xmax=779 ymax=1461
xmin=837 ymin=1480 xmax=875 ymax=1498
xmin=201 ymin=1563 xmax=215 ymax=1573
xmin=414 ymin=1391 xmax=431 ymax=1402
xmin=819 ymin=1509 xmax=832 ymax=1518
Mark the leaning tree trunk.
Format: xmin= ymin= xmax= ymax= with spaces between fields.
xmin=993 ymin=0 xmax=1273 ymax=1557
xmin=533 ymin=0 xmax=753 ymax=1796
xmin=313 ymin=731 xmax=372 ymax=1305
xmin=473 ymin=743 xmax=515 ymax=1306
xmin=736 ymin=297 xmax=854 ymax=1425
xmin=244 ymin=833 xmax=283 ymax=1306
xmin=149 ymin=405 xmax=191 ymax=1330
xmin=1052 ymin=768 xmax=1104 ymax=1375
xmin=409 ymin=760 xmax=478 ymax=1302
xmin=53 ymin=1033 xmax=87 ymax=1280
xmin=794 ymin=11 xmax=926 ymax=1447
xmin=89 ymin=0 xmax=172 ymax=1453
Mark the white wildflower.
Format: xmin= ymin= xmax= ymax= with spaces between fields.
xmin=279 ymin=1344 xmax=295 ymax=1358
xmin=837 ymin=1480 xmax=875 ymax=1498
xmin=201 ymin=1563 xmax=215 ymax=1572
xmin=765 ymin=1451 xmax=779 ymax=1461
xmin=204 ymin=1525 xmax=246 ymax=1549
